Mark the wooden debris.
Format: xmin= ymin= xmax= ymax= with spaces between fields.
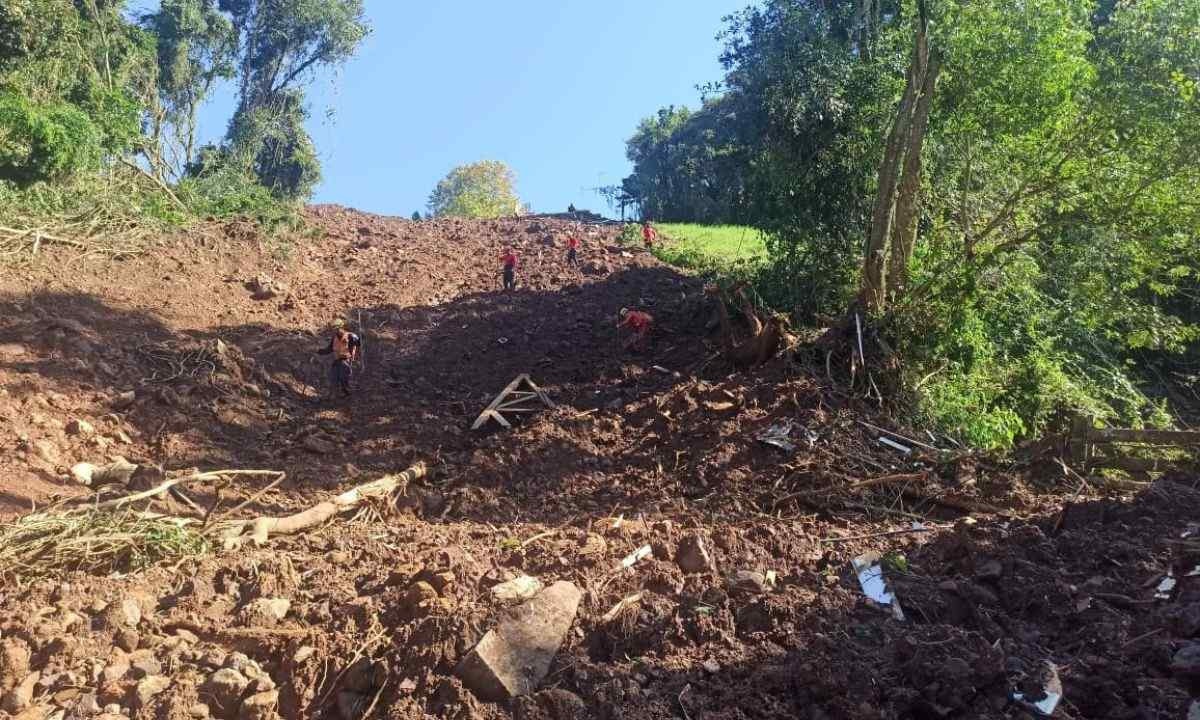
xmin=601 ymin=592 xmax=645 ymax=622
xmin=619 ymin=544 xmax=652 ymax=570
xmin=472 ymin=374 xmax=556 ymax=430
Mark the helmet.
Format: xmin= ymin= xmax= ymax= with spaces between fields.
xmin=332 ymin=318 xmax=346 ymax=329
xmin=619 ymin=308 xmax=629 ymax=318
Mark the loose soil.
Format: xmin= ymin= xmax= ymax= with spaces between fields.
xmin=0 ymin=208 xmax=1196 ymax=720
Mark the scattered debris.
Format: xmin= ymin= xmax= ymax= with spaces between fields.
xmin=471 ymin=374 xmax=555 ymax=430
xmin=758 ymin=422 xmax=796 ymax=453
xmin=455 ymin=581 xmax=582 ymax=701
xmin=1156 ymin=573 xmax=1177 ymax=600
xmin=1011 ymin=662 xmax=1063 ymax=716
xmin=878 ymin=436 xmax=912 ymax=455
xmin=601 ymin=592 xmax=644 ymax=623
xmin=675 ymin=534 xmax=713 ymax=574
xmin=852 ymin=552 xmax=905 ymax=621
xmin=619 ymin=545 xmax=652 ymax=570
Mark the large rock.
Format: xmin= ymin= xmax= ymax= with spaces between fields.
xmin=492 ymin=576 xmax=543 ymax=604
xmin=455 ymin=581 xmax=581 ymax=701
xmin=676 ymin=535 xmax=713 ymax=574
xmin=240 ymin=689 xmax=279 ymax=720
xmin=202 ymin=668 xmax=250 ymax=717
xmin=1172 ymin=642 xmax=1200 ymax=679
xmin=135 ymin=675 xmax=170 ymax=707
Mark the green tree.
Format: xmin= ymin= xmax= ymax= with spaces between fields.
xmin=141 ymin=0 xmax=237 ymax=179
xmin=216 ymin=0 xmax=370 ymax=199
xmin=427 ymin=161 xmax=521 ymax=219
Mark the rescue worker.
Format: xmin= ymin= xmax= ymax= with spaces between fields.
xmin=500 ymin=245 xmax=519 ymax=291
xmin=566 ymin=232 xmax=581 ymax=267
xmin=617 ymin=307 xmax=654 ymax=351
xmin=318 ymin=318 xmax=361 ymax=397
xmin=641 ymin=221 xmax=657 ymax=249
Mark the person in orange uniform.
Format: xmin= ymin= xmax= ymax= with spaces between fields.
xmin=641 ymin=221 xmax=657 ymax=249
xmin=566 ymin=232 xmax=581 ymax=267
xmin=318 ymin=318 xmax=361 ymax=397
xmin=500 ymin=246 xmax=519 ymax=290
xmin=618 ymin=307 xmax=654 ymax=351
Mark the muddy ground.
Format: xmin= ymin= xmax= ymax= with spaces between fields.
xmin=0 ymin=208 xmax=1197 ymax=720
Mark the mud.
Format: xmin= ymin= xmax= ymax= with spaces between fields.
xmin=0 ymin=209 xmax=1197 ymax=719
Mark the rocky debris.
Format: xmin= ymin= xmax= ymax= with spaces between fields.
xmin=71 ymin=457 xmax=138 ymax=487
xmin=578 ymin=533 xmax=607 ymax=559
xmin=100 ymin=597 xmax=142 ymax=629
xmin=0 ymin=342 xmax=26 ymax=357
xmin=676 ymin=534 xmax=713 ymax=574
xmin=11 ymin=704 xmax=54 ymax=720
xmin=135 ymin=675 xmax=170 ymax=707
xmin=512 ymin=688 xmax=588 ymax=720
xmin=114 ymin=628 xmax=139 ymax=652
xmin=492 ymin=575 xmax=543 ymax=604
xmin=239 ymin=597 xmax=291 ymax=627
xmin=202 ymin=668 xmax=249 ymax=717
xmin=188 ymin=702 xmax=211 ymax=718
xmin=65 ymin=418 xmax=95 ymax=437
xmin=726 ymin=570 xmax=769 ymax=596
xmin=302 ymin=434 xmax=337 ymax=455
xmin=456 ymin=581 xmax=582 ymax=701
xmin=240 ymin=689 xmax=279 ymax=720
xmin=248 ymin=275 xmax=287 ymax=300
xmin=32 ymin=440 xmax=59 ymax=465
xmin=1 ymin=671 xmax=39 ymax=713
xmin=130 ymin=655 xmax=162 ymax=679
xmin=112 ymin=390 xmax=136 ymax=409
xmin=1172 ymin=642 xmax=1200 ymax=679
xmin=0 ymin=638 xmax=32 ymax=692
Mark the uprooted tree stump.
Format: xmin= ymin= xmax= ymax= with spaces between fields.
xmin=705 ymin=283 xmax=793 ymax=368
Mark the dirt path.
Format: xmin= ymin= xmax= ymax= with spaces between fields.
xmin=0 ymin=209 xmax=1196 ymax=720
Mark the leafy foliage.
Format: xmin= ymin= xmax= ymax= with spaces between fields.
xmin=625 ymin=0 xmax=1200 ymax=446
xmin=427 ymin=161 xmax=521 ymax=219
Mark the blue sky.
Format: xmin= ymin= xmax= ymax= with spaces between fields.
xmin=179 ymin=0 xmax=749 ymax=217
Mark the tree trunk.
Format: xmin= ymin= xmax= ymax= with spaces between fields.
xmin=857 ymin=21 xmax=928 ymax=313
xmin=887 ymin=52 xmax=940 ymax=302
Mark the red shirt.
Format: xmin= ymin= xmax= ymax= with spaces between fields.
xmin=501 ymin=251 xmax=518 ymax=268
xmin=642 ymin=225 xmax=656 ymax=242
xmin=620 ymin=311 xmax=653 ymax=332
xmin=568 ymin=236 xmax=580 ymax=250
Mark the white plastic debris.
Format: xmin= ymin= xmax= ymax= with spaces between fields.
xmin=1187 ymin=566 xmax=1200 ymax=578
xmin=758 ymin=422 xmax=797 ymax=453
xmin=1012 ymin=662 xmax=1063 ymax=716
xmin=620 ymin=545 xmax=652 ymax=570
xmin=1155 ymin=574 xmax=1177 ymax=600
xmin=878 ymin=436 xmax=912 ymax=454
xmin=851 ymin=552 xmax=905 ymax=621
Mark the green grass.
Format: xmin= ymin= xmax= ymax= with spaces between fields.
xmin=649 ymin=223 xmax=768 ymax=276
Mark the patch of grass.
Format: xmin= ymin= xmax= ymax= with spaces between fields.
xmin=0 ymin=510 xmax=210 ymax=581
xmin=653 ymin=223 xmax=768 ymax=276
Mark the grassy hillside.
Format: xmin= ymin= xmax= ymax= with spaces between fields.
xmin=651 ymin=223 xmax=767 ymax=275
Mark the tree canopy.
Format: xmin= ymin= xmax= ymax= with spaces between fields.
xmin=427 ymin=161 xmax=521 ymax=219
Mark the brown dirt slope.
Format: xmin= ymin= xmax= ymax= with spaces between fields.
xmin=0 ymin=208 xmax=1197 ymax=720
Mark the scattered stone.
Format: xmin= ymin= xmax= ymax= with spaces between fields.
xmin=114 ymin=629 xmax=139 ymax=653
xmin=101 ymin=659 xmax=130 ymax=683
xmin=0 ymin=638 xmax=32 ymax=692
xmin=492 ymin=576 xmax=543 ymax=604
xmin=403 ymin=581 xmax=439 ymax=611
xmin=2 ymin=671 xmax=39 ymax=713
xmin=175 ymin=629 xmax=199 ymax=645
xmin=103 ymin=704 xmax=122 ymax=714
xmin=240 ymin=690 xmax=279 ymax=720
xmin=33 ymin=440 xmax=59 ymax=465
xmin=1171 ymin=642 xmax=1200 ymax=679
xmin=676 ymin=535 xmax=713 ymax=574
xmin=68 ymin=691 xmax=101 ymax=717
xmin=292 ymin=646 xmax=315 ymax=664
xmin=11 ymin=704 xmax=53 ymax=720
xmin=66 ymin=418 xmax=95 ymax=437
xmin=202 ymin=668 xmax=249 ymax=714
xmin=130 ymin=656 xmax=161 ymax=679
xmin=456 ymin=581 xmax=582 ymax=701
xmin=512 ymin=688 xmax=588 ymax=720
xmin=112 ymin=391 xmax=136 ymax=410
xmin=1189 ymin=700 xmax=1200 ymax=720
xmin=135 ymin=675 xmax=170 ymax=707
xmin=702 ymin=659 xmax=721 ymax=674
xmin=0 ymin=343 xmax=26 ymax=357
xmin=188 ymin=702 xmax=211 ymax=719
xmin=302 ymin=435 xmax=336 ymax=454
xmin=976 ymin=559 xmax=1003 ymax=580
xmin=726 ymin=570 xmax=768 ymax=596
xmin=240 ymin=597 xmax=291 ymax=626
xmin=102 ymin=598 xmax=142 ymax=629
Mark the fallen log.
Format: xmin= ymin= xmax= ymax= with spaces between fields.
xmin=223 ymin=462 xmax=427 ymax=547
